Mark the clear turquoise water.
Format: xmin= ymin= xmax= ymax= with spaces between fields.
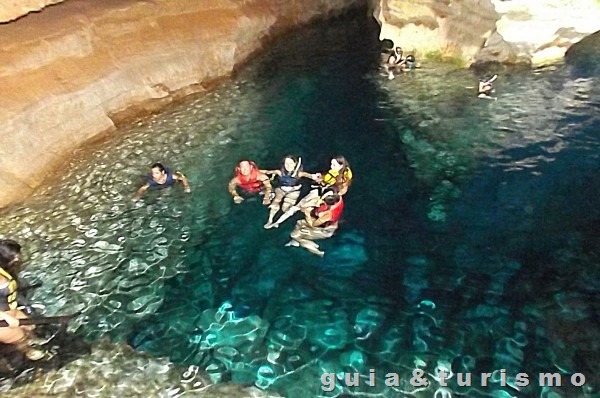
xmin=1 ymin=9 xmax=599 ymax=398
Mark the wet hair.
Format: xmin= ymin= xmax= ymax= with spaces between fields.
xmin=281 ymin=155 xmax=299 ymax=167
xmin=151 ymin=163 xmax=166 ymax=173
xmin=280 ymin=155 xmax=300 ymax=174
xmin=331 ymin=155 xmax=351 ymax=185
xmin=235 ymin=160 xmax=256 ymax=174
xmin=0 ymin=239 xmax=22 ymax=274
xmin=321 ymin=186 xmax=341 ymax=206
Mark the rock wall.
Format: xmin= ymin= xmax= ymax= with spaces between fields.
xmin=0 ymin=0 xmax=64 ymax=23
xmin=0 ymin=0 xmax=364 ymax=208
xmin=373 ymin=0 xmax=600 ymax=66
xmin=373 ymin=0 xmax=499 ymax=64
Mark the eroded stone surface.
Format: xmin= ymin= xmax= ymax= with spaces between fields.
xmin=374 ymin=0 xmax=600 ymax=66
xmin=0 ymin=0 xmax=64 ymax=23
xmin=0 ymin=0 xmax=364 ymax=208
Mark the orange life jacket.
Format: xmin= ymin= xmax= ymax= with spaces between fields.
xmin=236 ymin=161 xmax=262 ymax=193
xmin=312 ymin=197 xmax=344 ymax=227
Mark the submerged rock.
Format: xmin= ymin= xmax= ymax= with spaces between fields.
xmin=5 ymin=340 xmax=281 ymax=397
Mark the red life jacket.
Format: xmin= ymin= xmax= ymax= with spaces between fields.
xmin=236 ymin=161 xmax=262 ymax=193
xmin=312 ymin=197 xmax=344 ymax=227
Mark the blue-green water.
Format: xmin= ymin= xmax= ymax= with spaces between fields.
xmin=1 ymin=10 xmax=599 ymax=398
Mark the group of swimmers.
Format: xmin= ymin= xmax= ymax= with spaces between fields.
xmin=383 ymin=44 xmax=498 ymax=99
xmin=1 ymin=156 xmax=352 ymax=361
xmin=227 ymin=156 xmax=352 ymax=256
xmin=384 ymin=46 xmax=417 ymax=80
xmin=133 ymin=156 xmax=352 ymax=257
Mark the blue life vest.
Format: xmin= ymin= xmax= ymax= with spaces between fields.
xmin=279 ymin=164 xmax=302 ymax=187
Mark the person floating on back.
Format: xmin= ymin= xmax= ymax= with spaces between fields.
xmin=133 ymin=162 xmax=191 ymax=202
xmin=285 ymin=187 xmax=345 ymax=257
xmin=269 ymin=155 xmax=352 ymax=228
xmin=228 ymin=160 xmax=273 ymax=205
xmin=261 ymin=155 xmax=315 ymax=229
xmin=478 ymin=75 xmax=497 ymax=100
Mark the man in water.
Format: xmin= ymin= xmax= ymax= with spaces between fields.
xmin=228 ymin=160 xmax=273 ymax=205
xmin=132 ymin=162 xmax=191 ymax=202
xmin=478 ymin=75 xmax=497 ymax=100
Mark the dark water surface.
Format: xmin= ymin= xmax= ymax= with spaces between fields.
xmin=1 ymin=9 xmax=599 ymax=398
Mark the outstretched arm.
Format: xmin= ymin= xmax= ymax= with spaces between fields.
xmin=259 ymin=173 xmax=273 ymax=205
xmin=228 ymin=177 xmax=244 ymax=203
xmin=260 ymin=169 xmax=281 ymax=177
xmin=174 ymin=172 xmax=191 ymax=193
xmin=132 ymin=183 xmax=150 ymax=202
xmin=305 ymin=209 xmax=331 ymax=228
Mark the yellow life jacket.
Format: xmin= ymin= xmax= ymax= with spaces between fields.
xmin=322 ymin=167 xmax=353 ymax=187
xmin=0 ymin=267 xmax=18 ymax=310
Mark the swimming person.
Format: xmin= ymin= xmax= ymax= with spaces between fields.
xmin=0 ymin=239 xmax=45 ymax=360
xmin=285 ymin=187 xmax=344 ymax=257
xmin=478 ymin=75 xmax=497 ymax=100
xmin=133 ymin=162 xmax=191 ymax=202
xmin=270 ymin=155 xmax=352 ymax=228
xmin=261 ymin=155 xmax=315 ymax=229
xmin=228 ymin=160 xmax=273 ymax=205
xmin=405 ymin=54 xmax=416 ymax=70
xmin=385 ymin=46 xmax=406 ymax=79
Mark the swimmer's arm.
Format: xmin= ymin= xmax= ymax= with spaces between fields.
xmin=0 ymin=310 xmax=20 ymax=328
xmin=297 ymin=171 xmax=317 ymax=180
xmin=259 ymin=173 xmax=273 ymax=204
xmin=260 ymin=169 xmax=281 ymax=176
xmin=337 ymin=180 xmax=351 ymax=196
xmin=174 ymin=172 xmax=191 ymax=193
xmin=309 ymin=211 xmax=331 ymax=228
xmin=132 ymin=183 xmax=150 ymax=202
xmin=228 ymin=177 xmax=241 ymax=199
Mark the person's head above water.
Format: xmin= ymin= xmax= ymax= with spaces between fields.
xmin=320 ymin=186 xmax=341 ymax=206
xmin=0 ymin=239 xmax=22 ymax=273
xmin=281 ymin=155 xmax=300 ymax=173
xmin=149 ymin=163 xmax=167 ymax=182
xmin=237 ymin=160 xmax=256 ymax=176
xmin=395 ymin=47 xmax=402 ymax=56
xmin=330 ymin=155 xmax=349 ymax=172
xmin=406 ymin=54 xmax=415 ymax=63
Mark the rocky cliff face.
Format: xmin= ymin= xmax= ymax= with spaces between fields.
xmin=0 ymin=0 xmax=364 ymax=208
xmin=374 ymin=0 xmax=498 ymax=65
xmin=374 ymin=0 xmax=600 ymax=66
xmin=0 ymin=0 xmax=64 ymax=23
